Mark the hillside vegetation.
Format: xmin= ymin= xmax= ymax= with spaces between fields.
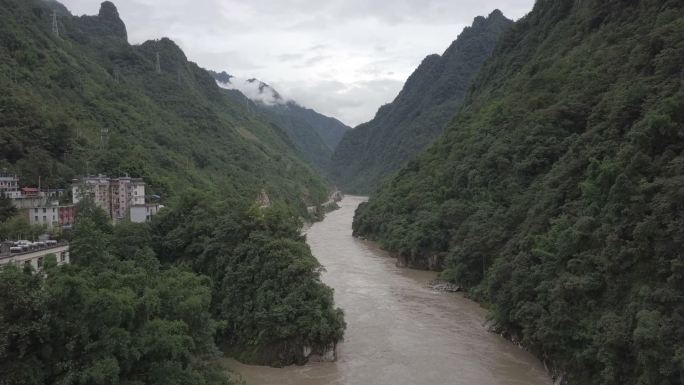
xmin=211 ymin=71 xmax=350 ymax=174
xmin=354 ymin=0 xmax=683 ymax=383
xmin=331 ymin=10 xmax=513 ymax=193
xmin=0 ymin=1 xmax=346 ymax=383
xmin=1 ymin=196 xmax=345 ymax=384
xmin=0 ymin=0 xmax=329 ymax=210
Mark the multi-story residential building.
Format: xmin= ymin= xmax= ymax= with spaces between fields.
xmin=72 ymin=175 xmax=157 ymax=223
xmin=0 ymin=171 xmax=20 ymax=199
xmin=72 ymin=174 xmax=111 ymax=212
xmin=110 ymin=176 xmax=146 ymax=221
xmin=24 ymin=204 xmax=76 ymax=230
xmin=59 ymin=205 xmax=76 ymax=229
xmin=27 ymin=205 xmax=59 ymax=228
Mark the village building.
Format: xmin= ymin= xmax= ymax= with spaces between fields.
xmin=130 ymin=203 xmax=162 ymax=223
xmin=72 ymin=175 xmax=159 ymax=223
xmin=25 ymin=204 xmax=76 ymax=229
xmin=0 ymin=171 xmax=21 ymax=199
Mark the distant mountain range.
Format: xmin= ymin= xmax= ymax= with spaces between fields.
xmin=331 ymin=10 xmax=513 ymax=194
xmin=211 ymin=71 xmax=350 ymax=173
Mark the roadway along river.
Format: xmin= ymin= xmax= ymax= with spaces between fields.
xmin=224 ymin=196 xmax=551 ymax=385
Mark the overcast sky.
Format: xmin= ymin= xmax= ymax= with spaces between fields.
xmin=60 ymin=0 xmax=535 ymax=126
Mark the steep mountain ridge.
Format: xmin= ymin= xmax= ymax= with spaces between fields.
xmin=353 ymin=1 xmax=683 ymax=383
xmin=0 ymin=1 xmax=346 ymax=381
xmin=0 ymin=0 xmax=329 ymax=211
xmin=331 ymin=10 xmax=513 ymax=193
xmin=212 ymin=71 xmax=350 ymax=173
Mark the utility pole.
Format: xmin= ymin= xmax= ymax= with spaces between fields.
xmin=52 ymin=10 xmax=59 ymax=37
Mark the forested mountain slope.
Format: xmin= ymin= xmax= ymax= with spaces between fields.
xmin=354 ymin=1 xmax=683 ymax=384
xmin=0 ymin=1 xmax=346 ymax=383
xmin=212 ymin=71 xmax=350 ymax=174
xmin=0 ymin=0 xmax=329 ymax=210
xmin=331 ymin=10 xmax=513 ymax=193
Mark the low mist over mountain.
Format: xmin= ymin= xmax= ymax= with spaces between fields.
xmin=1 ymin=1 xmax=681 ymax=385
xmin=0 ymin=2 xmax=346 ymax=381
xmin=213 ymin=70 xmax=350 ymax=173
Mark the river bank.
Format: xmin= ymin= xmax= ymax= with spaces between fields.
xmin=224 ymin=196 xmax=551 ymax=385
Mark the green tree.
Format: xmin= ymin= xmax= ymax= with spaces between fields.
xmin=0 ymin=192 xmax=17 ymax=223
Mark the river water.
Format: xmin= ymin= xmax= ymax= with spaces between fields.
xmin=224 ymin=196 xmax=551 ymax=385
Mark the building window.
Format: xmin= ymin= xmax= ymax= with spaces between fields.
xmin=35 ymin=216 xmax=38 ymax=221
xmin=60 ymin=252 xmax=66 ymax=262
xmin=42 ymin=208 xmax=46 ymax=213
xmin=34 ymin=208 xmax=38 ymax=213
xmin=43 ymin=216 xmax=47 ymax=221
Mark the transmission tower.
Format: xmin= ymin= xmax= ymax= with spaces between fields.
xmin=5 ymin=68 xmax=15 ymax=84
xmin=100 ymin=128 xmax=109 ymax=149
xmin=155 ymin=52 xmax=161 ymax=74
xmin=52 ymin=10 xmax=59 ymax=37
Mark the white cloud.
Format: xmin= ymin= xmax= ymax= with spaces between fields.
xmin=59 ymin=0 xmax=535 ymax=126
xmin=216 ymin=77 xmax=285 ymax=106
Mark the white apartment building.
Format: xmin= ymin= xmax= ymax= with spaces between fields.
xmin=72 ymin=174 xmax=111 ymax=210
xmin=72 ymin=175 xmax=157 ymax=223
xmin=0 ymin=171 xmax=20 ymax=199
xmin=110 ymin=177 xmax=146 ymax=221
xmin=28 ymin=205 xmax=59 ymax=228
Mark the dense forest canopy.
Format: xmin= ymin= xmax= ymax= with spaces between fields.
xmin=354 ymin=0 xmax=683 ymax=384
xmin=1 ymin=196 xmax=345 ymax=384
xmin=331 ymin=10 xmax=513 ymax=194
xmin=2 ymin=0 xmax=683 ymax=384
xmin=0 ymin=1 xmax=346 ymax=383
xmin=208 ymin=72 xmax=351 ymax=176
xmin=0 ymin=0 xmax=329 ymax=211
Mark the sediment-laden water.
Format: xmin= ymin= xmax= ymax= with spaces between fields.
xmin=224 ymin=196 xmax=551 ymax=385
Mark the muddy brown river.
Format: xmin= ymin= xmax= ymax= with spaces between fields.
xmin=224 ymin=196 xmax=551 ymax=385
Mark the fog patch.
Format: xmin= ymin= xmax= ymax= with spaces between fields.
xmin=216 ymin=77 xmax=287 ymax=106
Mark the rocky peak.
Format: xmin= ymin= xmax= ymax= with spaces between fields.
xmin=98 ymin=1 xmax=120 ymax=20
xmin=473 ymin=9 xmax=508 ymax=29
xmin=488 ymin=9 xmax=505 ymax=19
xmin=96 ymin=1 xmax=127 ymax=42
